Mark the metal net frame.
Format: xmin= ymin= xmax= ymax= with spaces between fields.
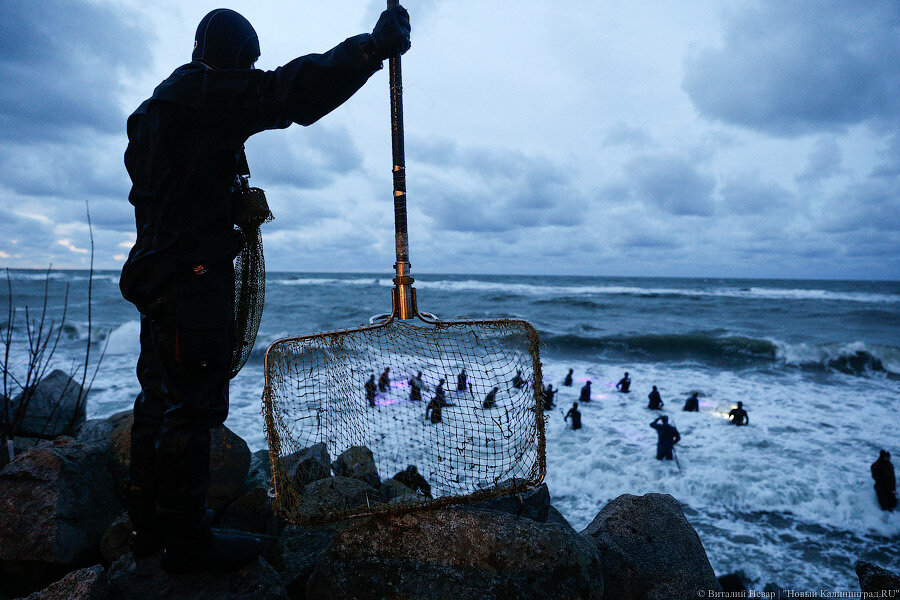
xmin=262 ymin=313 xmax=545 ymax=524
xmin=261 ymin=0 xmax=545 ymax=525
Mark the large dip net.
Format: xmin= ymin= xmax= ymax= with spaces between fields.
xmin=261 ymin=0 xmax=545 ymax=525
xmin=262 ymin=315 xmax=545 ymax=524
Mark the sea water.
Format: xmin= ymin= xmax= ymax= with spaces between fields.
xmin=2 ymin=270 xmax=898 ymax=590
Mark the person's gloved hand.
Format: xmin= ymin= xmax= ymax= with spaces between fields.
xmin=370 ymin=5 xmax=411 ymax=60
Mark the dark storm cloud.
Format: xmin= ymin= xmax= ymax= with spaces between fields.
xmin=409 ymin=137 xmax=589 ymax=233
xmin=720 ymin=174 xmax=792 ymax=215
xmin=796 ymin=138 xmax=844 ymax=184
xmin=244 ymin=126 xmax=364 ymax=190
xmin=623 ymin=154 xmax=716 ymax=216
xmin=872 ymin=133 xmax=900 ymax=179
xmin=0 ymin=140 xmax=130 ymax=200
xmin=0 ymin=2 xmax=154 ymax=142
xmin=817 ymin=180 xmax=900 ymax=234
xmin=683 ymin=1 xmax=900 ymax=136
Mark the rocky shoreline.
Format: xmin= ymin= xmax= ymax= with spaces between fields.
xmin=1 ymin=373 xmax=897 ymax=599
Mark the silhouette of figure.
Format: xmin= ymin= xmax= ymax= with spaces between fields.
xmin=511 ymin=370 xmax=525 ymax=389
xmin=563 ymin=369 xmax=574 ymax=387
xmin=616 ymin=372 xmax=631 ymax=393
xmin=542 ymin=384 xmax=556 ymax=411
xmin=425 ymin=396 xmax=442 ymax=424
xmin=119 ymin=4 xmax=411 ymax=573
xmin=871 ymin=450 xmax=897 ymax=512
xmin=434 ymin=379 xmax=447 ymax=406
xmin=683 ymin=392 xmax=699 ymax=412
xmin=647 ymin=385 xmax=663 ymax=410
xmin=393 ymin=465 xmax=432 ymax=498
xmin=378 ymin=367 xmax=390 ymax=393
xmin=579 ymin=381 xmax=592 ymax=403
xmin=457 ymin=369 xmax=468 ymax=392
xmin=650 ymin=415 xmax=680 ymax=460
xmin=565 ymin=402 xmax=582 ymax=430
xmin=408 ymin=371 xmax=423 ymax=402
xmin=728 ymin=401 xmax=749 ymax=426
xmin=364 ymin=375 xmax=377 ymax=407
xmin=483 ymin=387 xmax=499 ymax=409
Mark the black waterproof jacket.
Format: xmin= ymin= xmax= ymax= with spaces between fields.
xmin=121 ymin=34 xmax=381 ymax=310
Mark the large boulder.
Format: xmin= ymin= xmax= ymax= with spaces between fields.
xmin=284 ymin=443 xmax=331 ymax=488
xmin=0 ymin=436 xmax=122 ymax=597
xmin=473 ymin=482 xmax=551 ymax=523
xmin=9 ymin=370 xmax=85 ymax=438
xmin=297 ymin=476 xmax=384 ymax=522
xmin=581 ymin=493 xmax=720 ymax=600
xmin=108 ymin=414 xmax=250 ymax=510
xmin=76 ymin=410 xmax=132 ymax=453
xmin=22 ymin=564 xmax=108 ymax=600
xmin=856 ymin=561 xmax=900 ymax=594
xmin=277 ymin=520 xmax=358 ymax=597
xmin=107 ymin=553 xmax=288 ymax=600
xmin=332 ymin=445 xmax=380 ymax=490
xmin=306 ymin=507 xmax=603 ymax=600
xmin=380 ymin=477 xmax=416 ymax=502
xmin=246 ymin=449 xmax=271 ymax=490
xmin=208 ymin=425 xmax=251 ymax=510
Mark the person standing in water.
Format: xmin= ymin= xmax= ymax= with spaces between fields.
xmin=378 ymin=367 xmax=391 ymax=392
xmin=457 ymin=369 xmax=467 ymax=392
xmin=365 ymin=374 xmax=377 ymax=407
xmin=579 ymin=380 xmax=592 ymax=403
xmin=871 ymin=450 xmax=897 ymax=512
xmin=647 ymin=385 xmax=663 ymax=410
xmin=563 ymin=369 xmax=574 ymax=386
xmin=650 ymin=415 xmax=680 ymax=460
xmin=616 ymin=372 xmax=631 ymax=393
xmin=728 ymin=401 xmax=749 ymax=426
xmin=482 ymin=387 xmax=499 ymax=409
xmin=565 ymin=402 xmax=582 ymax=430
xmin=683 ymin=392 xmax=699 ymax=412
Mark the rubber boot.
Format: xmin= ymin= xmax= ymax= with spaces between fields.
xmin=124 ymin=479 xmax=164 ymax=558
xmin=159 ymin=506 xmax=260 ymax=573
xmin=125 ymin=481 xmax=219 ymax=558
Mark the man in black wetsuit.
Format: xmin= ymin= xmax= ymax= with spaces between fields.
xmin=579 ymin=380 xmax=592 ymax=403
xmin=457 ymin=369 xmax=468 ymax=392
xmin=683 ymin=392 xmax=699 ymax=412
xmin=647 ymin=385 xmax=663 ymax=410
xmin=541 ymin=384 xmax=556 ymax=410
xmin=728 ymin=401 xmax=749 ymax=426
xmin=119 ymin=7 xmax=410 ymax=573
xmin=365 ymin=374 xmax=378 ymax=407
xmin=650 ymin=415 xmax=680 ymax=460
xmin=565 ymin=402 xmax=582 ymax=430
xmin=483 ymin=386 xmax=499 ymax=409
xmin=408 ymin=371 xmax=423 ymax=402
xmin=616 ymin=372 xmax=631 ymax=393
xmin=379 ymin=367 xmax=391 ymax=393
xmin=563 ymin=369 xmax=574 ymax=386
xmin=393 ymin=465 xmax=432 ymax=498
xmin=871 ymin=450 xmax=897 ymax=512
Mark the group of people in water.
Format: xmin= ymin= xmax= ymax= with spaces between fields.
xmin=362 ymin=365 xmax=896 ymax=513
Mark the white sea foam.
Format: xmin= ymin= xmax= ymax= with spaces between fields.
xmin=103 ymin=320 xmax=141 ymax=355
xmin=269 ymin=275 xmax=900 ymax=304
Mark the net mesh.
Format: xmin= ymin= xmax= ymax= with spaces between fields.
xmin=262 ymin=316 xmax=545 ymax=525
xmin=231 ymin=184 xmax=273 ymax=378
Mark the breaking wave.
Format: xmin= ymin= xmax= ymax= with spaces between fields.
xmin=542 ymin=332 xmax=899 ymax=376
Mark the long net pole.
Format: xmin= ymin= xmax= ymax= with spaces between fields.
xmin=388 ymin=0 xmax=415 ymax=320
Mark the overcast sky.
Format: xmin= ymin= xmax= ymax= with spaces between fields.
xmin=1 ymin=0 xmax=898 ymax=279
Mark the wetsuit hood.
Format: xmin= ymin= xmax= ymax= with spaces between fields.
xmin=193 ymin=9 xmax=260 ymax=69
